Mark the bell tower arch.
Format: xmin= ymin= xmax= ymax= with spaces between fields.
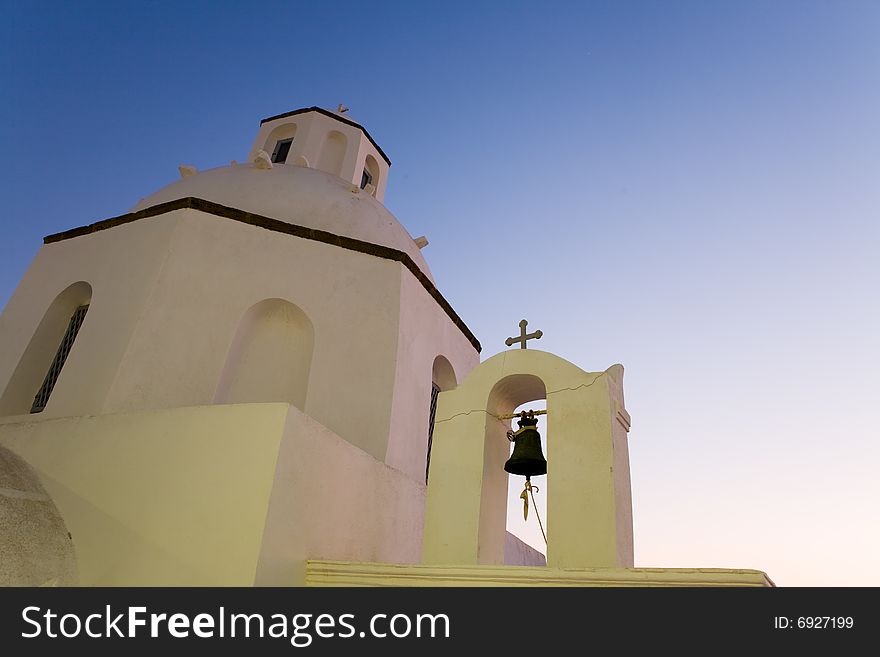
xmin=422 ymin=349 xmax=633 ymax=569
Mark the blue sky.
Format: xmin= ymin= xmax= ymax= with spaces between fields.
xmin=2 ymin=1 xmax=878 ymax=585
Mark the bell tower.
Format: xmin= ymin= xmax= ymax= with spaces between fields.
xmin=421 ymin=349 xmax=634 ymax=568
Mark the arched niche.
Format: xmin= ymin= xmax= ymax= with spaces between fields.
xmin=263 ymin=123 xmax=297 ymax=164
xmin=214 ymin=298 xmax=314 ymax=410
xmin=317 ymin=130 xmax=347 ymax=177
xmin=422 ymin=349 xmax=633 ymax=569
xmin=0 ymin=281 xmax=92 ymax=416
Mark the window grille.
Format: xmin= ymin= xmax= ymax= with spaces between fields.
xmin=30 ymin=304 xmax=89 ymax=413
xmin=426 ymin=382 xmax=441 ymax=484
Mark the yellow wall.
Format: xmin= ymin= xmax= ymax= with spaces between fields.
xmin=0 ymin=403 xmax=429 ymax=586
xmin=0 ymin=404 xmax=288 ymax=585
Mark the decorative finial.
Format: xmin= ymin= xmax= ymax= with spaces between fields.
xmin=253 ymin=149 xmax=273 ymax=170
xmin=504 ymin=319 xmax=543 ymax=349
xmin=337 ymin=103 xmax=350 ymax=114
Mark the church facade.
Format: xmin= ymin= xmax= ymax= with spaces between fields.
xmin=0 ymin=107 xmax=771 ymax=587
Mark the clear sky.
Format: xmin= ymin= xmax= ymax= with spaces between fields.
xmin=2 ymin=1 xmax=878 ymax=586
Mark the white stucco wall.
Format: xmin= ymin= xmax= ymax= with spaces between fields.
xmin=0 ymin=217 xmax=179 ymax=417
xmin=100 ymin=208 xmax=404 ymax=464
xmin=1 ymin=108 xmax=476 ymax=484
xmin=256 ymin=404 xmax=427 ymax=585
xmin=132 ymin=165 xmax=425 ymax=279
xmin=385 ymin=268 xmax=479 ymax=482
xmin=0 ymin=206 xmax=478 ymax=476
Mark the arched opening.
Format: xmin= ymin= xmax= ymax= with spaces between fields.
xmin=361 ymin=154 xmax=380 ymax=195
xmin=505 ymin=399 xmax=547 ymax=562
xmin=317 ymin=130 xmax=347 ymax=177
xmin=214 ymin=299 xmax=314 ymax=410
xmin=263 ymin=123 xmax=297 ymax=164
xmin=479 ymin=374 xmax=547 ymax=564
xmin=0 ymin=282 xmax=92 ymax=416
xmin=426 ymin=356 xmax=457 ymax=484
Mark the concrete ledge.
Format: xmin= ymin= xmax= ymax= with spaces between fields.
xmin=305 ymin=560 xmax=774 ymax=587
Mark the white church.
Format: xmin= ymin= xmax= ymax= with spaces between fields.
xmin=0 ymin=106 xmax=771 ymax=587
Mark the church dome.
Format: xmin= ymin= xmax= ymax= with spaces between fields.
xmin=131 ymin=163 xmax=434 ymax=282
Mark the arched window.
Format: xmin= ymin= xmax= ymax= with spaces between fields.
xmin=263 ymin=123 xmax=297 ymax=164
xmin=0 ymin=281 xmax=92 ymax=416
xmin=317 ymin=130 xmax=347 ymax=177
xmin=30 ymin=304 xmax=89 ymax=413
xmin=361 ymin=154 xmax=380 ymax=195
xmin=426 ymin=356 xmax=457 ymax=483
xmin=214 ymin=299 xmax=314 ymax=410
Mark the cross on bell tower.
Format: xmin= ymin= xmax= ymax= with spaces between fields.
xmin=505 ymin=319 xmax=543 ymax=349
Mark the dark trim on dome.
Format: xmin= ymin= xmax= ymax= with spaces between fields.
xmin=43 ymin=197 xmax=481 ymax=353
xmin=260 ymin=107 xmax=391 ymax=167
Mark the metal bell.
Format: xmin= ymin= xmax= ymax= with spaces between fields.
xmin=504 ymin=412 xmax=547 ymax=478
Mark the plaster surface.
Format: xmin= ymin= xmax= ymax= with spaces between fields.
xmin=0 ymin=446 xmax=77 ymax=585
xmin=0 ymin=209 xmax=477 ymax=479
xmin=131 ymin=164 xmax=422 ymax=277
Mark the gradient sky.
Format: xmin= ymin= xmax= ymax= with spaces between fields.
xmin=2 ymin=1 xmax=878 ymax=586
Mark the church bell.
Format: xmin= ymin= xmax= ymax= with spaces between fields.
xmin=504 ymin=411 xmax=547 ymax=478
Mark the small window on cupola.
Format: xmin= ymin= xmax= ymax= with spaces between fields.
xmin=360 ymin=168 xmax=373 ymax=190
xmin=271 ymin=138 xmax=293 ymax=164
